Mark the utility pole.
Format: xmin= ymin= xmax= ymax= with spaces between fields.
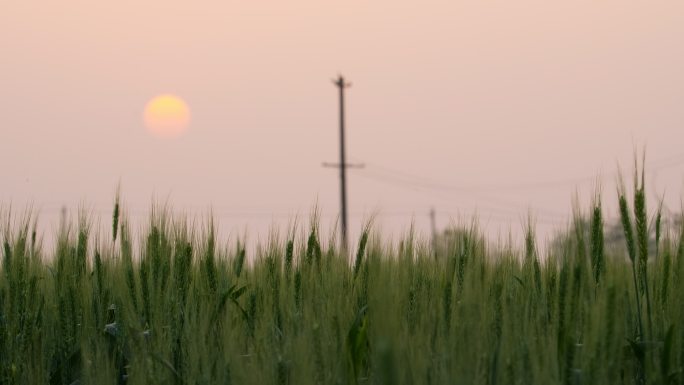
xmin=324 ymin=75 xmax=362 ymax=251
xmin=430 ymin=207 xmax=438 ymax=257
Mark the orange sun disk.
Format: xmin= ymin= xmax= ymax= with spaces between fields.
xmin=144 ymin=94 xmax=190 ymax=137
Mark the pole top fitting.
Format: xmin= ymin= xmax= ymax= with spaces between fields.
xmin=333 ymin=74 xmax=352 ymax=88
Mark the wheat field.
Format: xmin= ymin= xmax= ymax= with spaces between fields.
xmin=0 ymin=170 xmax=682 ymax=385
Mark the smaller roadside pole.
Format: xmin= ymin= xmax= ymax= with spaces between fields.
xmin=324 ymin=75 xmax=363 ymax=252
xmin=430 ymin=207 xmax=438 ymax=258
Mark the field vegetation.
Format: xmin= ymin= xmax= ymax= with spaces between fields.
xmin=0 ymin=166 xmax=682 ymax=384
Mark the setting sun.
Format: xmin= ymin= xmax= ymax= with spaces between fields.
xmin=144 ymin=94 xmax=190 ymax=137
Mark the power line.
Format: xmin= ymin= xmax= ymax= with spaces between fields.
xmin=359 ymin=151 xmax=684 ymax=195
xmin=364 ymin=162 xmax=597 ymax=192
xmin=354 ymin=152 xmax=684 ymax=219
xmin=354 ymin=169 xmax=569 ymax=219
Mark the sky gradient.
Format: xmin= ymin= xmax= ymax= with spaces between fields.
xmin=2 ymin=1 xmax=683 ymax=245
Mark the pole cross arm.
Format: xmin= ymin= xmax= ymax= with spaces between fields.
xmin=322 ymin=162 xmax=365 ymax=169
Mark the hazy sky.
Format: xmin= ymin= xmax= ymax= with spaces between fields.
xmin=2 ymin=1 xmax=683 ymax=245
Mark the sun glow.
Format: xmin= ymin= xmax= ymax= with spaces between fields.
xmin=144 ymin=94 xmax=190 ymax=137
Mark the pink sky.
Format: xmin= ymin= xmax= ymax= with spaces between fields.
xmin=2 ymin=1 xmax=683 ymax=246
